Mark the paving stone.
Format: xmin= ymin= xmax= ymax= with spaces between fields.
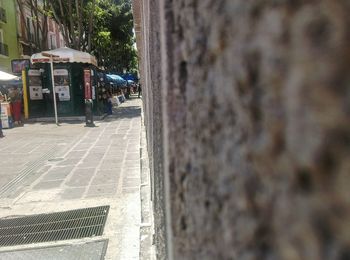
xmin=73 ymin=167 xmax=96 ymax=175
xmin=57 ymin=158 xmax=82 ymax=166
xmin=59 ymin=187 xmax=86 ymax=199
xmin=73 ymin=143 xmax=92 ymax=150
xmin=95 ymin=141 xmax=111 ymax=146
xmin=86 ymin=184 xmax=117 ymax=197
xmin=65 ymin=174 xmax=92 ymax=187
xmin=79 ymin=160 xmax=101 ymax=168
xmin=84 ymin=156 xmax=105 ymax=163
xmin=17 ymin=189 xmax=61 ymax=203
xmin=36 ymin=165 xmax=52 ymax=174
xmin=42 ymin=166 xmax=74 ymax=181
xmin=122 ymin=187 xmax=139 ymax=194
xmin=123 ymin=160 xmax=140 ymax=168
xmin=103 ymin=158 xmax=124 ymax=164
xmin=88 ymin=151 xmax=106 ymax=156
xmin=65 ymin=151 xmax=86 ymax=159
xmin=99 ymin=160 xmax=123 ymax=167
xmin=104 ymin=153 xmax=125 ymax=158
xmin=0 ymin=166 xmax=27 ymax=174
xmin=33 ymin=180 xmax=63 ymax=190
xmin=91 ymin=170 xmax=120 ymax=185
xmin=125 ymin=153 xmax=140 ymax=160
xmin=127 ymin=145 xmax=140 ymax=151
xmin=123 ymin=168 xmax=140 ymax=176
xmin=123 ymin=177 xmax=140 ymax=188
xmin=0 ymin=175 xmax=19 ymax=187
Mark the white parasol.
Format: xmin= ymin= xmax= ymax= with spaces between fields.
xmin=30 ymin=47 xmax=97 ymax=66
xmin=0 ymin=71 xmax=19 ymax=81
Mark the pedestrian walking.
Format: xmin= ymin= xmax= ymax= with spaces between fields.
xmin=138 ymin=84 xmax=142 ymax=98
xmin=107 ymin=92 xmax=113 ymax=115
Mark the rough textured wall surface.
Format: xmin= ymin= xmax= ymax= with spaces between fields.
xmin=135 ymin=0 xmax=350 ymax=259
xmin=133 ymin=0 xmax=168 ymax=258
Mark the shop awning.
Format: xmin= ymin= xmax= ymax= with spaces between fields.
xmin=30 ymin=47 xmax=97 ymax=66
xmin=0 ymin=71 xmax=19 ymax=81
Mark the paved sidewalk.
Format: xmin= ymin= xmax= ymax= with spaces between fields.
xmin=0 ymin=97 xmax=144 ymax=259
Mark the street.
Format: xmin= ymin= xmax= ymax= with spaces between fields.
xmin=0 ymin=98 xmax=150 ymax=259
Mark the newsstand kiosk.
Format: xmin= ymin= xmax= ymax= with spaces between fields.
xmin=27 ymin=47 xmax=102 ymax=119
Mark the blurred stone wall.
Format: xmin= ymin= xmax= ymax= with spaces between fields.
xmin=133 ymin=0 xmax=168 ymax=258
xmin=134 ymin=0 xmax=350 ymax=259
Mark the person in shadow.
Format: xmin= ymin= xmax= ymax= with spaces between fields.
xmin=138 ymin=84 xmax=142 ymax=98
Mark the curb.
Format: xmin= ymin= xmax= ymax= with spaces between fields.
xmin=139 ymin=105 xmax=156 ymax=260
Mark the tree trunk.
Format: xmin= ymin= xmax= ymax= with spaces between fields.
xmin=75 ymin=0 xmax=82 ymax=50
xmin=28 ymin=0 xmax=37 ymax=52
xmin=34 ymin=0 xmax=40 ymax=49
xmin=87 ymin=0 xmax=96 ymax=52
xmin=67 ymin=0 xmax=76 ymax=49
xmin=40 ymin=0 xmax=49 ymax=50
xmin=54 ymin=0 xmax=70 ymax=47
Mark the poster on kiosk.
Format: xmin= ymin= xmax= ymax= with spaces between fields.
xmin=54 ymin=69 xmax=70 ymax=101
xmin=84 ymin=69 xmax=92 ymax=100
xmin=28 ymin=69 xmax=43 ymax=100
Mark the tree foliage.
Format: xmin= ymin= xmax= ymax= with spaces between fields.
xmin=49 ymin=0 xmax=137 ymax=72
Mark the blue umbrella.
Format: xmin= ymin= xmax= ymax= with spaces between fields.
xmin=122 ymin=73 xmax=138 ymax=82
xmin=106 ymin=74 xmax=127 ymax=87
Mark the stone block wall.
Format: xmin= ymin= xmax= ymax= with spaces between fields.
xmin=134 ymin=0 xmax=350 ymax=259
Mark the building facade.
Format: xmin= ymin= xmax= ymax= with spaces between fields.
xmin=16 ymin=0 xmax=65 ymax=59
xmin=0 ymin=0 xmax=20 ymax=72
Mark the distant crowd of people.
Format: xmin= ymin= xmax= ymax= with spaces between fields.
xmin=101 ymin=83 xmax=142 ymax=116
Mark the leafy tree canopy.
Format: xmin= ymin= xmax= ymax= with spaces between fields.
xmin=49 ymin=0 xmax=138 ymax=73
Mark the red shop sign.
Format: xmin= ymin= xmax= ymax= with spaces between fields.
xmin=84 ymin=69 xmax=91 ymax=99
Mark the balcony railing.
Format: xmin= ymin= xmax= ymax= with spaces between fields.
xmin=0 ymin=42 xmax=9 ymax=56
xmin=0 ymin=7 xmax=6 ymax=23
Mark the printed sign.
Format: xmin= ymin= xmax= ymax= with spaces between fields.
xmin=28 ymin=69 xmax=41 ymax=76
xmin=0 ymin=102 xmax=10 ymax=117
xmin=54 ymin=69 xmax=70 ymax=101
xmin=53 ymin=69 xmax=69 ymax=76
xmin=32 ymin=57 xmax=69 ymax=63
xmin=55 ymin=86 xmax=70 ymax=101
xmin=29 ymin=86 xmax=43 ymax=100
xmin=84 ymin=69 xmax=91 ymax=99
xmin=12 ymin=59 xmax=30 ymax=74
xmin=28 ymin=69 xmax=43 ymax=100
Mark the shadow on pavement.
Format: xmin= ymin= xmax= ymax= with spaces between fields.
xmin=27 ymin=121 xmax=85 ymax=126
xmin=104 ymin=105 xmax=141 ymax=122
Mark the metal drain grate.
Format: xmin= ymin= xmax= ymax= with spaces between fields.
xmin=0 ymin=205 xmax=109 ymax=247
xmin=0 ymin=239 xmax=108 ymax=260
